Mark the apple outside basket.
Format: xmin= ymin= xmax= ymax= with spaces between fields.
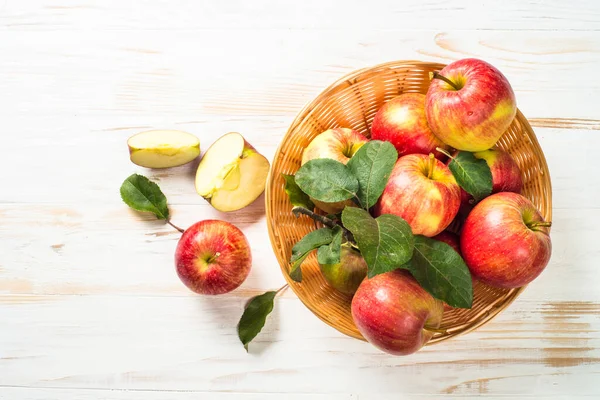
xmin=265 ymin=60 xmax=552 ymax=344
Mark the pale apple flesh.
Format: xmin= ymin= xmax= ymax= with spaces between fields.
xmin=371 ymin=93 xmax=449 ymax=159
xmin=174 ymin=220 xmax=252 ymax=295
xmin=128 ymin=130 xmax=200 ymax=168
xmin=425 ymin=58 xmax=517 ymax=152
xmin=195 ymin=132 xmax=270 ymax=212
xmin=375 ymin=154 xmax=460 ymax=237
xmin=301 ymin=128 xmax=368 ymax=213
xmin=319 ymin=244 xmax=368 ymax=295
xmin=351 ymin=270 xmax=444 ymax=356
xmin=461 ymin=192 xmax=552 ymax=288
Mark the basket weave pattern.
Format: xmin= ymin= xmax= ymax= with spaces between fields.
xmin=265 ymin=61 xmax=552 ymax=344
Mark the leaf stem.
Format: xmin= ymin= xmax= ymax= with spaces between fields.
xmin=167 ymin=220 xmax=185 ymax=233
xmin=430 ymin=71 xmax=460 ymax=90
xmin=275 ymin=284 xmax=289 ymax=296
xmin=292 ymin=206 xmax=355 ymax=243
xmin=435 ymin=147 xmax=455 ymax=160
xmin=427 ymin=153 xmax=436 ymax=179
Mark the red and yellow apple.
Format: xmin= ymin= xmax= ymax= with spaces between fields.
xmin=195 ymin=132 xmax=270 ymax=212
xmin=301 ymin=128 xmax=368 ymax=213
xmin=351 ymin=270 xmax=444 ymax=356
xmin=371 ymin=93 xmax=449 ymax=159
xmin=425 ymin=58 xmax=517 ymax=151
xmin=174 ymin=220 xmax=252 ymax=295
xmin=319 ymin=243 xmax=368 ymax=295
xmin=375 ymin=154 xmax=460 ymax=237
xmin=461 ymin=192 xmax=552 ymax=288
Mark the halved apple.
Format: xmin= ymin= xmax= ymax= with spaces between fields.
xmin=128 ymin=130 xmax=200 ymax=169
xmin=195 ymin=132 xmax=270 ymax=212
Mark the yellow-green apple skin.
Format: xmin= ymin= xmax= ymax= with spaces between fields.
xmin=375 ymin=154 xmax=460 ymax=237
xmin=301 ymin=128 xmax=368 ymax=213
xmin=425 ymin=58 xmax=517 ymax=152
xmin=461 ymin=192 xmax=552 ymax=289
xmin=351 ymin=270 xmax=444 ymax=356
xmin=371 ymin=93 xmax=449 ymax=159
xmin=319 ymin=244 xmax=367 ymax=295
xmin=128 ymin=130 xmax=200 ymax=168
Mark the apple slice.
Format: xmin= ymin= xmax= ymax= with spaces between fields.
xmin=195 ymin=132 xmax=270 ymax=212
xmin=128 ymin=130 xmax=200 ymax=168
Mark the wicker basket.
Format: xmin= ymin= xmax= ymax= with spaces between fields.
xmin=265 ymin=60 xmax=552 ymax=344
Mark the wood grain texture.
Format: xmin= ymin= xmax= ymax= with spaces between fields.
xmin=0 ymin=0 xmax=599 ymax=398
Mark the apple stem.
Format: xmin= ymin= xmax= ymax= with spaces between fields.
xmin=424 ymin=326 xmax=448 ymax=335
xmin=167 ymin=220 xmax=185 ymax=233
xmin=435 ymin=147 xmax=455 ymax=160
xmin=528 ymin=221 xmax=552 ymax=230
xmin=427 ymin=153 xmax=435 ymax=179
xmin=430 ymin=71 xmax=460 ymax=90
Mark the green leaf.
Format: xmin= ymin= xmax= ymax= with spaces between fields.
xmin=295 ymin=159 xmax=359 ymax=204
xmin=282 ymin=174 xmax=314 ymax=210
xmin=341 ymin=208 xmax=414 ymax=278
xmin=347 ymin=140 xmax=398 ymax=209
xmin=317 ymin=226 xmax=343 ymax=265
xmin=289 ymin=227 xmax=334 ymax=282
xmin=120 ymin=174 xmax=169 ymax=220
xmin=448 ymin=151 xmax=493 ymax=201
xmin=404 ymin=236 xmax=473 ymax=308
xmin=237 ymin=290 xmax=277 ymax=351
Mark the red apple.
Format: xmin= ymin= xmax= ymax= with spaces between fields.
xmin=351 ymin=270 xmax=444 ymax=356
xmin=451 ymin=148 xmax=523 ymax=213
xmin=371 ymin=93 xmax=449 ymax=159
xmin=425 ymin=58 xmax=516 ymax=151
xmin=375 ymin=154 xmax=460 ymax=237
xmin=174 ymin=220 xmax=252 ymax=295
xmin=432 ymin=231 xmax=461 ymax=255
xmin=461 ymin=192 xmax=552 ymax=288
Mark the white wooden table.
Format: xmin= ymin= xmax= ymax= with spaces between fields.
xmin=1 ymin=1 xmax=599 ymax=399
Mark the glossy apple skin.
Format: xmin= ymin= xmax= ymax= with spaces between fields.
xmin=432 ymin=231 xmax=461 ymax=255
xmin=461 ymin=192 xmax=551 ymax=288
xmin=425 ymin=58 xmax=517 ymax=151
xmin=352 ymin=270 xmax=444 ymax=356
xmin=302 ymin=128 xmax=368 ymax=213
xmin=375 ymin=154 xmax=460 ymax=237
xmin=371 ymin=93 xmax=448 ymax=159
xmin=174 ymin=220 xmax=252 ymax=295
xmin=319 ymin=244 xmax=368 ymax=295
xmin=302 ymin=128 xmax=368 ymax=165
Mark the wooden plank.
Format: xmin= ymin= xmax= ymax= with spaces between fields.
xmin=1 ymin=0 xmax=599 ymax=31
xmin=0 ymin=205 xmax=596 ymax=301
xmin=0 ymin=30 xmax=598 ymax=120
xmin=0 ymin=119 xmax=595 ymax=208
xmin=1 ymin=294 xmax=599 ymax=395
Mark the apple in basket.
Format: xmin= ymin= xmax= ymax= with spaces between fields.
xmin=461 ymin=192 xmax=552 ymax=288
xmin=375 ymin=153 xmax=460 ymax=237
xmin=371 ymin=93 xmax=449 ymax=159
xmin=175 ymin=220 xmax=252 ymax=295
xmin=352 ymin=270 xmax=444 ymax=355
xmin=425 ymin=58 xmax=517 ymax=152
xmin=319 ymin=243 xmax=368 ymax=295
xmin=301 ymin=128 xmax=369 ymax=214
